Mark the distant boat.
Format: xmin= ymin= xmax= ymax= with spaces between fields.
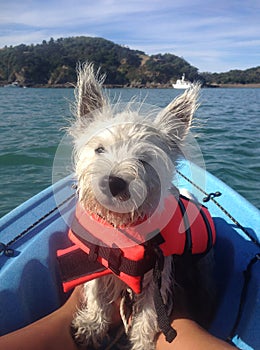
xmin=4 ymin=82 xmax=21 ymax=88
xmin=172 ymin=74 xmax=192 ymax=89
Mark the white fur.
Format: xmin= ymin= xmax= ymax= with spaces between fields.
xmin=69 ymin=62 xmax=201 ymax=349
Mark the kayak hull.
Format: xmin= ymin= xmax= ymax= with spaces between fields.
xmin=0 ymin=161 xmax=259 ymax=349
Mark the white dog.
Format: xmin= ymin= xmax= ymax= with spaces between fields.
xmin=65 ymin=63 xmax=215 ymax=350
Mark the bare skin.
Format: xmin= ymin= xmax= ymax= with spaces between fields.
xmin=156 ymin=319 xmax=236 ymax=350
xmin=0 ymin=285 xmax=237 ymax=350
xmin=0 ymin=286 xmax=82 ymax=350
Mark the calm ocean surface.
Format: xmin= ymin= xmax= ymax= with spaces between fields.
xmin=0 ymin=87 xmax=259 ymax=218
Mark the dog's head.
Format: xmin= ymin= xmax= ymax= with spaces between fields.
xmin=69 ymin=63 xmax=200 ymax=227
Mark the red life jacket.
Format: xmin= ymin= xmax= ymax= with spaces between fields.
xmin=57 ymin=194 xmax=216 ymax=294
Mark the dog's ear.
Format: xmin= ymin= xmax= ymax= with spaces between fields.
xmin=74 ymin=62 xmax=107 ymax=120
xmin=154 ymin=84 xmax=200 ymax=141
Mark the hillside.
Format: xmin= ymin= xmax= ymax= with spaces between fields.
xmin=0 ymin=36 xmax=259 ymax=87
xmin=201 ymin=67 xmax=260 ymax=85
xmin=0 ymin=36 xmax=200 ymax=87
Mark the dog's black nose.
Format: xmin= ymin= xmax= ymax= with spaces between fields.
xmin=99 ymin=176 xmax=128 ymax=197
xmin=109 ymin=176 xmax=128 ymax=197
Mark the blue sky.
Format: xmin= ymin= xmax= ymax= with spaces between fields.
xmin=1 ymin=0 xmax=259 ymax=73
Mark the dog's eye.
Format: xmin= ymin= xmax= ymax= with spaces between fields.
xmin=95 ymin=146 xmax=105 ymax=154
xmin=139 ymin=159 xmax=148 ymax=167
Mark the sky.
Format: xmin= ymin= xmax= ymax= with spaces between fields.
xmin=1 ymin=0 xmax=259 ymax=73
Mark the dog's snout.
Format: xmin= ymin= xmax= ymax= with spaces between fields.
xmin=100 ymin=176 xmax=128 ymax=197
xmin=109 ymin=176 xmax=128 ymax=197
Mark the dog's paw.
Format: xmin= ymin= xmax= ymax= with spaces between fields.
xmin=129 ymin=315 xmax=158 ymax=350
xmin=71 ymin=313 xmax=109 ymax=348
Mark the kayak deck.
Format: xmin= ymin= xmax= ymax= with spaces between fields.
xmin=0 ymin=162 xmax=259 ymax=349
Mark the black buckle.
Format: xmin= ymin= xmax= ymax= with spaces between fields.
xmin=88 ymin=243 xmax=99 ymax=262
xmin=108 ymin=244 xmax=122 ymax=275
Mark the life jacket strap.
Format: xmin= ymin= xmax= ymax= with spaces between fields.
xmin=71 ymin=217 xmax=161 ymax=277
xmin=57 ymin=231 xmax=166 ymax=293
xmin=57 ymin=245 xmax=112 ymax=292
xmin=153 ymin=245 xmax=177 ymax=343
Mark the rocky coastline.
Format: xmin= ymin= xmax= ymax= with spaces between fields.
xmin=1 ymin=81 xmax=260 ymax=89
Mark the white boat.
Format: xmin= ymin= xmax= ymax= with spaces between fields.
xmin=4 ymin=82 xmax=21 ymax=88
xmin=172 ymin=74 xmax=192 ymax=89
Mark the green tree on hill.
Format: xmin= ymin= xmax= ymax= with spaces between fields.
xmin=0 ymin=36 xmax=258 ymax=87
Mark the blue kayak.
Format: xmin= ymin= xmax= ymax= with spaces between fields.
xmin=0 ymin=160 xmax=259 ymax=349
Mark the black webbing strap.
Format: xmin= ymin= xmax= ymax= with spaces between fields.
xmin=179 ymin=195 xmax=215 ymax=254
xmin=178 ymin=198 xmax=192 ymax=254
xmin=153 ymin=246 xmax=177 ymax=343
xmin=71 ymin=217 xmax=158 ymax=277
xmin=57 ymin=247 xmax=106 ymax=283
xmin=190 ymin=197 xmax=215 ymax=253
xmin=198 ymin=205 xmax=214 ymax=253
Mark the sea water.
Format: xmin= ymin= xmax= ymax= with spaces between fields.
xmin=0 ymin=87 xmax=259 ymax=217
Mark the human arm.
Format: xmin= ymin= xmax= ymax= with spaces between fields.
xmin=0 ymin=286 xmax=82 ymax=350
xmin=156 ymin=318 xmax=237 ymax=350
xmin=0 ymin=284 xmax=238 ymax=350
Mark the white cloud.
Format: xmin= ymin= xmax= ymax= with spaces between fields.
xmin=0 ymin=0 xmax=259 ymax=72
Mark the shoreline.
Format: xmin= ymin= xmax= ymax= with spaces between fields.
xmin=1 ymin=82 xmax=260 ymax=89
xmin=206 ymin=83 xmax=260 ymax=88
